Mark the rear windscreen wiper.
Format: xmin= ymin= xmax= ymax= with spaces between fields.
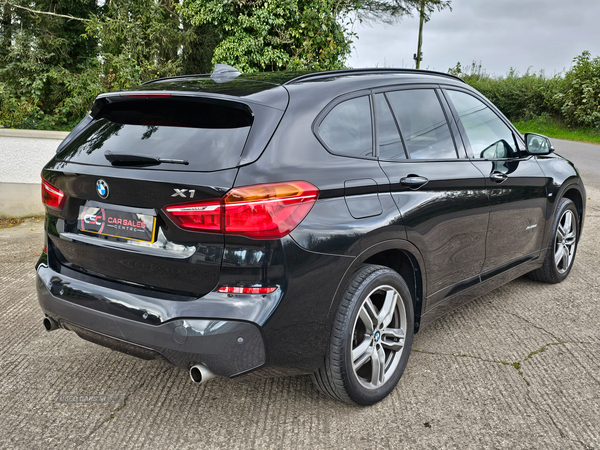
xmin=104 ymin=150 xmax=189 ymax=166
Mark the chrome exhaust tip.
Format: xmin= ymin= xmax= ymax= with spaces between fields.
xmin=189 ymin=364 xmax=216 ymax=384
xmin=43 ymin=316 xmax=59 ymax=332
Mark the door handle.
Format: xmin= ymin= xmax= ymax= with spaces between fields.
xmin=490 ymin=171 xmax=508 ymax=183
xmin=400 ymin=176 xmax=429 ymax=189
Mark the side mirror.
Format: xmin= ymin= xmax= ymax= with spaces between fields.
xmin=525 ymin=133 xmax=555 ymax=155
xmin=480 ymin=139 xmax=512 ymax=159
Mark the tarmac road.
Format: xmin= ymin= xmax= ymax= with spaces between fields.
xmin=554 ymin=138 xmax=600 ymax=190
xmin=0 ymin=184 xmax=598 ymax=449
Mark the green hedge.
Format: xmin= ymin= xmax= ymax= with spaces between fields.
xmin=449 ymin=52 xmax=600 ymax=130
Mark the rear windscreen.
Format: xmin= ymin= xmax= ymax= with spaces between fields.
xmin=56 ymin=98 xmax=253 ymax=171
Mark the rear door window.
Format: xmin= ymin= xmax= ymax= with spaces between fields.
xmin=56 ymin=98 xmax=253 ymax=171
xmin=375 ymin=93 xmax=407 ymax=160
xmin=317 ymin=96 xmax=373 ymax=158
xmin=386 ymin=89 xmax=457 ymax=160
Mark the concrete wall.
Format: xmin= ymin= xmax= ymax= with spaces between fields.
xmin=0 ymin=129 xmax=69 ymax=218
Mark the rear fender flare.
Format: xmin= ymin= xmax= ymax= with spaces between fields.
xmin=326 ymin=239 xmax=427 ymax=332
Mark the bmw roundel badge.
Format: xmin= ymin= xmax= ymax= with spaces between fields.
xmin=96 ymin=179 xmax=109 ymax=199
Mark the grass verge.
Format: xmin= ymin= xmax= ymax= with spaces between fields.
xmin=513 ymin=116 xmax=600 ymax=145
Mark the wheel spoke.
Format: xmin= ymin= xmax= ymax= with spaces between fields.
xmin=564 ymin=211 xmax=572 ymax=234
xmin=555 ymin=245 xmax=565 ymax=267
xmin=562 ymin=244 xmax=570 ymax=269
xmin=565 ymin=231 xmax=576 ymax=244
xmin=370 ymin=345 xmax=386 ymax=386
xmin=352 ymin=337 xmax=372 ymax=364
xmin=381 ymin=327 xmax=405 ymax=351
xmin=358 ymin=304 xmax=375 ymax=335
xmin=556 ymin=226 xmax=565 ymax=241
xmin=378 ymin=289 xmax=398 ymax=329
xmin=353 ymin=344 xmax=373 ymax=372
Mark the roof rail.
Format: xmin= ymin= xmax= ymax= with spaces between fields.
xmin=141 ymin=73 xmax=211 ymax=85
xmin=283 ymin=68 xmax=464 ymax=84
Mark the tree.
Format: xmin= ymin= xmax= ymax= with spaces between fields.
xmin=0 ymin=0 xmax=198 ymax=129
xmin=0 ymin=0 xmax=450 ymax=130
xmin=178 ymin=0 xmax=451 ymax=73
xmin=0 ymin=0 xmax=99 ymax=129
xmin=177 ymin=0 xmax=354 ymax=73
xmin=412 ymin=0 xmax=451 ymax=68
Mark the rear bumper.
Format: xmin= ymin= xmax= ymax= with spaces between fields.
xmin=36 ymin=264 xmax=267 ymax=377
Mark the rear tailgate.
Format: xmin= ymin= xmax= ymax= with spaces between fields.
xmin=43 ymin=93 xmax=284 ymax=297
xmin=44 ymin=166 xmax=235 ymax=296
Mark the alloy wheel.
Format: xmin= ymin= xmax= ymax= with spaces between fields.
xmin=554 ymin=210 xmax=577 ymax=274
xmin=351 ymin=285 xmax=407 ymax=390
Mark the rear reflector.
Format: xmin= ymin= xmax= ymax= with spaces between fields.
xmin=218 ymin=286 xmax=277 ymax=294
xmin=41 ymin=178 xmax=66 ymax=210
xmin=164 ymin=181 xmax=318 ymax=239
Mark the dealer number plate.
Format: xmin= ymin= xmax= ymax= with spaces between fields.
xmin=77 ymin=206 xmax=156 ymax=243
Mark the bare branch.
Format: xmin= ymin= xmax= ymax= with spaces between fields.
xmin=2 ymin=1 xmax=91 ymax=22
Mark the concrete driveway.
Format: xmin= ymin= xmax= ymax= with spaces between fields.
xmin=1 ymin=190 xmax=598 ymax=449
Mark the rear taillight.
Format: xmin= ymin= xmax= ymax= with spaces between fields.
xmin=223 ymin=181 xmax=319 ymax=238
xmin=41 ymin=178 xmax=66 ymax=210
xmin=162 ymin=200 xmax=221 ymax=232
xmin=218 ymin=286 xmax=277 ymax=294
xmin=163 ymin=181 xmax=318 ymax=239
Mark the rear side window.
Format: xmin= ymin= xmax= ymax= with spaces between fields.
xmin=318 ymin=96 xmax=373 ymax=158
xmin=56 ymin=98 xmax=253 ymax=171
xmin=386 ymin=89 xmax=457 ymax=160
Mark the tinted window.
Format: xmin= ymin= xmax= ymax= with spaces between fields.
xmin=445 ymin=90 xmax=518 ymax=159
xmin=56 ymin=99 xmax=252 ymax=172
xmin=375 ymin=93 xmax=406 ymax=160
xmin=318 ymin=96 xmax=373 ymax=157
xmin=386 ymin=89 xmax=456 ymax=159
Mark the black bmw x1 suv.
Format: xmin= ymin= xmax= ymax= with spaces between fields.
xmin=37 ymin=67 xmax=585 ymax=405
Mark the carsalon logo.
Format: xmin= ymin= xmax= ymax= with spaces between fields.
xmin=96 ymin=179 xmax=109 ymax=199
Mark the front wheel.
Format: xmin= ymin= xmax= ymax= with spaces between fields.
xmin=529 ymin=198 xmax=579 ymax=283
xmin=311 ymin=265 xmax=414 ymax=405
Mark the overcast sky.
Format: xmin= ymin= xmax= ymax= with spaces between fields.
xmin=347 ymin=0 xmax=600 ymax=76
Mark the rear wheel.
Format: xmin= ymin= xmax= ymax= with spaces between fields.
xmin=311 ymin=264 xmax=414 ymax=405
xmin=529 ymin=198 xmax=579 ymax=283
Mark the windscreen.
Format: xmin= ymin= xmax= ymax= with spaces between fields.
xmin=56 ymin=98 xmax=253 ymax=171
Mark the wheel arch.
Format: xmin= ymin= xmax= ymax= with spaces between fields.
xmin=328 ymin=240 xmax=427 ymax=334
xmin=560 ymin=184 xmax=585 ymax=240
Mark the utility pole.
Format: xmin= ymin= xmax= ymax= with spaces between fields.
xmin=414 ymin=0 xmax=426 ymax=69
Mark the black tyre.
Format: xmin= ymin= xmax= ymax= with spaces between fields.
xmin=311 ymin=264 xmax=414 ymax=405
xmin=529 ymin=198 xmax=579 ymax=284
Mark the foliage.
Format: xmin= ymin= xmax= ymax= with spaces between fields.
xmin=512 ymin=114 xmax=600 ymax=145
xmin=177 ymin=0 xmax=354 ymax=73
xmin=0 ymin=0 xmax=218 ymax=130
xmin=0 ymin=0 xmax=100 ymax=129
xmin=338 ymin=0 xmax=451 ymax=24
xmin=84 ymin=0 xmax=184 ymax=92
xmin=448 ymin=61 xmax=564 ymax=122
xmin=177 ymin=0 xmax=449 ymax=73
xmin=450 ymin=53 xmax=600 ymax=136
xmin=0 ymin=0 xmax=449 ymax=130
xmin=554 ymin=51 xmax=600 ymax=128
